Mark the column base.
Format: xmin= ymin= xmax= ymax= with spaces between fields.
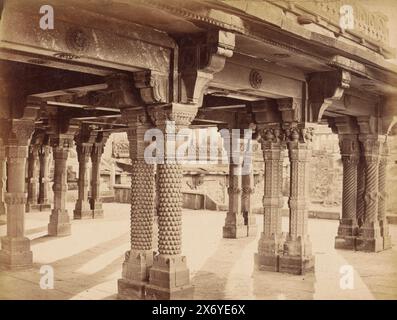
xmin=73 ymin=210 xmax=93 ymax=220
xmin=145 ymin=255 xmax=193 ymax=300
xmin=279 ymin=254 xmax=315 ymax=275
xmin=48 ymin=209 xmax=71 ymax=236
xmin=92 ymin=209 xmax=104 ymax=219
xmin=334 ymin=236 xmax=356 ymax=250
xmin=280 ymin=236 xmax=314 ymax=275
xmin=118 ymin=279 xmax=147 ymax=300
xmin=26 ymin=203 xmax=40 ymax=212
xmin=247 ymin=222 xmax=257 ymax=237
xmin=0 ymin=236 xmax=33 ymax=270
xmin=255 ymin=233 xmax=284 ymax=272
xmin=91 ymin=201 xmax=104 ymax=219
xmin=380 ymin=220 xmax=392 ymax=250
xmin=39 ymin=203 xmax=51 ymax=211
xmin=118 ymin=250 xmax=153 ymax=300
xmin=356 ymin=222 xmax=383 ymax=252
xmin=223 ymin=224 xmax=248 ymax=239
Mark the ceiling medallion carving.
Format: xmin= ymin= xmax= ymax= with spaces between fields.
xmin=249 ymin=69 xmax=262 ymax=89
xmin=66 ymin=28 xmax=90 ymax=53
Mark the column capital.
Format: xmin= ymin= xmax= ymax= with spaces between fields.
xmin=338 ymin=134 xmax=360 ymax=164
xmin=148 ymin=103 xmax=198 ymax=130
xmin=358 ymin=134 xmax=385 ymax=164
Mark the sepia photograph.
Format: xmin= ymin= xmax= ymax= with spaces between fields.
xmin=0 ymin=0 xmax=396 ymax=308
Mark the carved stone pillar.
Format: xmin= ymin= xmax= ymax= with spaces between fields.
xmin=221 ymin=131 xmax=247 ymax=238
xmin=145 ymin=103 xmax=197 ymax=300
xmin=90 ymin=133 xmax=109 ymax=219
xmin=255 ymin=125 xmax=285 ymax=271
xmin=378 ymin=140 xmax=391 ymax=250
xmin=356 ymin=155 xmax=366 ymax=228
xmin=0 ymin=119 xmax=35 ymax=269
xmin=279 ymin=125 xmax=314 ymax=275
xmin=356 ymin=134 xmax=384 ymax=252
xmin=334 ymin=134 xmax=359 ymax=250
xmin=38 ymin=145 xmax=51 ymax=211
xmin=241 ymin=147 xmax=257 ymax=236
xmin=74 ymin=142 xmax=93 ymax=219
xmin=48 ymin=133 xmax=75 ymax=236
xmin=0 ymin=145 xmax=6 ymax=217
xmin=118 ymin=110 xmax=156 ymax=299
xmin=26 ymin=144 xmax=40 ymax=212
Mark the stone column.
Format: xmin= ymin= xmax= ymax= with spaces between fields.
xmin=0 ymin=145 xmax=6 ymax=217
xmin=26 ymin=144 xmax=40 ymax=212
xmin=279 ymin=125 xmax=314 ymax=275
xmin=48 ymin=134 xmax=75 ymax=236
xmin=356 ymin=134 xmax=384 ymax=252
xmin=145 ymin=103 xmax=197 ymax=300
xmin=0 ymin=119 xmax=35 ymax=269
xmin=356 ymin=155 xmax=366 ymax=228
xmin=241 ymin=164 xmax=256 ymax=236
xmin=221 ymin=130 xmax=247 ymax=238
xmin=90 ymin=133 xmax=109 ymax=219
xmin=38 ymin=144 xmax=51 ymax=211
xmin=378 ymin=140 xmax=391 ymax=250
xmin=118 ymin=110 xmax=156 ymax=299
xmin=334 ymin=134 xmax=359 ymax=250
xmin=255 ymin=126 xmax=285 ymax=271
xmin=74 ymin=142 xmax=93 ymax=219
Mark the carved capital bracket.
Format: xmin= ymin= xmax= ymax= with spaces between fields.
xmin=178 ymin=30 xmax=235 ymax=106
xmin=257 ymin=123 xmax=285 ymax=152
xmin=147 ymin=103 xmax=198 ymax=131
xmin=277 ymin=98 xmax=302 ymax=123
xmin=308 ymin=70 xmax=351 ymax=122
xmin=133 ymin=71 xmax=169 ymax=105
xmin=122 ymin=108 xmax=153 ymax=160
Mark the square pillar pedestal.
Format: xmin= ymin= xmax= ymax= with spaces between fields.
xmin=356 ymin=222 xmax=384 ymax=252
xmin=334 ymin=219 xmax=358 ymax=250
xmin=48 ymin=209 xmax=71 ymax=236
xmin=0 ymin=236 xmax=33 ymax=270
xmin=279 ymin=237 xmax=314 ymax=275
xmin=145 ymin=255 xmax=193 ymax=300
xmin=255 ymin=234 xmax=284 ymax=272
xmin=118 ymin=250 xmax=154 ymax=300
xmin=223 ymin=224 xmax=248 ymax=239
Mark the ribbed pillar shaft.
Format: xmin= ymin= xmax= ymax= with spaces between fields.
xmin=335 ymin=134 xmax=359 ymax=250
xmin=356 ymin=134 xmax=383 ymax=252
xmin=378 ymin=141 xmax=391 ymax=250
xmin=356 ymin=156 xmax=366 ymax=227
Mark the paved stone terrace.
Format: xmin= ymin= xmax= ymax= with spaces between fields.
xmin=0 ymin=203 xmax=396 ymax=300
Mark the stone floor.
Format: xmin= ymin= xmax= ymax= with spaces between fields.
xmin=0 ymin=203 xmax=396 ymax=300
